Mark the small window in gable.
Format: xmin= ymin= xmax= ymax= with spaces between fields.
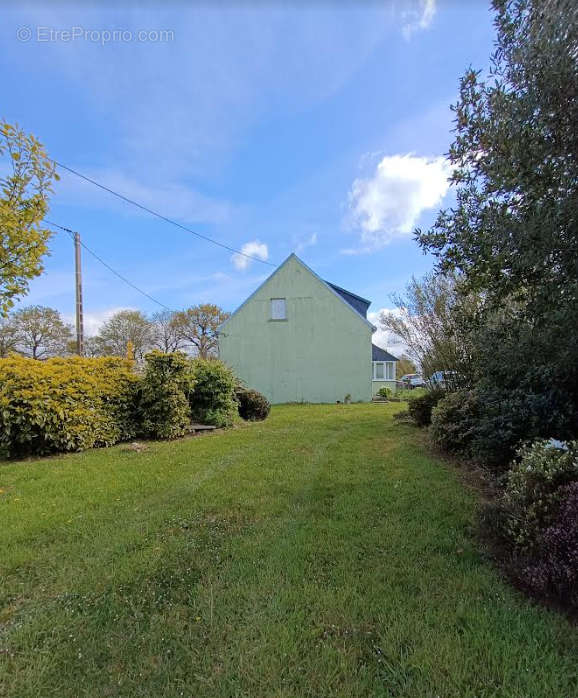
xmin=271 ymin=298 xmax=286 ymax=320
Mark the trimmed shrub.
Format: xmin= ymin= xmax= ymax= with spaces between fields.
xmin=189 ymin=359 xmax=237 ymax=427
xmin=484 ymin=439 xmax=578 ymax=610
xmin=0 ymin=356 xmax=139 ymax=457
xmin=51 ymin=357 xmax=140 ymax=444
xmin=500 ymin=439 xmax=578 ymax=550
xmin=236 ymin=388 xmax=270 ymax=421
xmin=407 ymin=389 xmax=445 ymax=427
xmin=468 ymin=388 xmax=577 ymax=471
xmin=522 ymin=482 xmax=578 ymax=609
xmin=138 ymin=351 xmax=193 ymax=440
xmin=428 ymin=387 xmax=575 ymax=471
xmin=430 ymin=389 xmax=481 ymax=455
xmin=377 ymin=387 xmax=393 ymax=399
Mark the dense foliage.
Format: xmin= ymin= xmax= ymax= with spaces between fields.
xmin=0 ymin=121 xmax=57 ymax=315
xmin=428 ymin=387 xmax=574 ymax=471
xmin=138 ymin=351 xmax=193 ymax=439
xmin=236 ymin=388 xmax=271 ymax=421
xmin=407 ymin=389 xmax=444 ymax=427
xmin=98 ymin=310 xmax=153 ymax=360
xmin=411 ymin=0 xmax=578 ymax=606
xmin=0 ymin=356 xmax=139 ymax=457
xmin=430 ymin=390 xmax=480 ymax=456
xmin=415 ymin=0 xmax=578 ymax=460
xmin=499 ymin=440 xmax=578 ymax=550
xmin=172 ymin=304 xmax=230 ymax=359
xmin=0 ymin=353 xmax=248 ymax=456
xmin=522 ymin=482 xmax=578 ymax=609
xmin=189 ymin=358 xmax=237 ymax=427
xmin=484 ymin=440 xmax=578 ymax=610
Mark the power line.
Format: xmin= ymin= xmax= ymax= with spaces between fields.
xmin=44 ymin=220 xmax=175 ymax=312
xmin=50 ymin=159 xmax=276 ymax=267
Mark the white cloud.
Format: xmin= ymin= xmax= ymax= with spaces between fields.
xmin=295 ymin=232 xmax=318 ymax=254
xmin=368 ymin=307 xmax=411 ymax=360
xmin=401 ymin=0 xmax=436 ymax=39
xmin=231 ymin=240 xmax=269 ymax=271
xmin=347 ymin=153 xmax=450 ymax=251
xmin=340 ymin=246 xmax=369 ymax=256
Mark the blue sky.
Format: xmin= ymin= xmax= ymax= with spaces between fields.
xmin=1 ymin=1 xmax=494 ymax=342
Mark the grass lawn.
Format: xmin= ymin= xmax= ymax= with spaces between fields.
xmin=1 ymin=404 xmax=576 ymax=697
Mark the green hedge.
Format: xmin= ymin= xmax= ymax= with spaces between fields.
xmin=407 ymin=389 xmax=445 ymax=427
xmin=236 ymin=388 xmax=270 ymax=421
xmin=189 ymin=359 xmax=237 ymax=427
xmin=430 ymin=390 xmax=481 ymax=456
xmin=0 ymin=354 xmax=245 ymax=457
xmin=0 ymin=356 xmax=139 ymax=457
xmin=138 ymin=351 xmax=194 ymax=440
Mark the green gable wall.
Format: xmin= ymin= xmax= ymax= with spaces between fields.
xmin=218 ymin=255 xmax=373 ymax=404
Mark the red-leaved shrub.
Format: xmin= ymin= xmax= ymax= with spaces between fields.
xmin=521 ymin=482 xmax=578 ymax=609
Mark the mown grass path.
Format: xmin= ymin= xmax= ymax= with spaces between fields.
xmin=1 ymin=404 xmax=576 ymax=697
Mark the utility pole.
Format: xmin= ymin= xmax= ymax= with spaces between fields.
xmin=74 ymin=232 xmax=84 ymax=356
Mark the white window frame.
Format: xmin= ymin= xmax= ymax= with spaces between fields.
xmin=373 ymin=361 xmax=395 ymax=381
xmin=270 ymin=298 xmax=286 ymax=320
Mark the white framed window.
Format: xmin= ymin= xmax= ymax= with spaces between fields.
xmin=373 ymin=361 xmax=395 ymax=380
xmin=271 ymin=298 xmax=286 ymax=320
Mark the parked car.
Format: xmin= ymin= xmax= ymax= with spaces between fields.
xmin=400 ymin=373 xmax=425 ymax=389
xmin=427 ymin=370 xmax=459 ymax=390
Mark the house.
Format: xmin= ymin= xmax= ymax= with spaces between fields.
xmin=218 ymin=254 xmax=397 ymax=404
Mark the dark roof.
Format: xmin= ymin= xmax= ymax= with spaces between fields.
xmin=325 ymin=281 xmax=371 ymax=318
xmin=372 ymin=344 xmax=398 ymax=362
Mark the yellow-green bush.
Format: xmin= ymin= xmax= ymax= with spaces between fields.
xmin=0 ymin=356 xmax=140 ymax=457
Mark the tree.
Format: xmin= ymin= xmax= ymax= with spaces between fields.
xmin=380 ymin=273 xmax=480 ymax=387
xmin=150 ymin=310 xmax=185 ymax=353
xmin=396 ymin=354 xmax=417 ymax=380
xmin=13 ymin=305 xmax=72 ymax=359
xmin=0 ymin=121 xmax=58 ymax=316
xmin=81 ymin=335 xmax=108 ymax=358
xmin=173 ymin=304 xmax=230 ymax=358
xmin=0 ymin=315 xmax=19 ymax=357
xmin=98 ymin=310 xmax=153 ymax=360
xmin=416 ymin=0 xmax=578 ymax=405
